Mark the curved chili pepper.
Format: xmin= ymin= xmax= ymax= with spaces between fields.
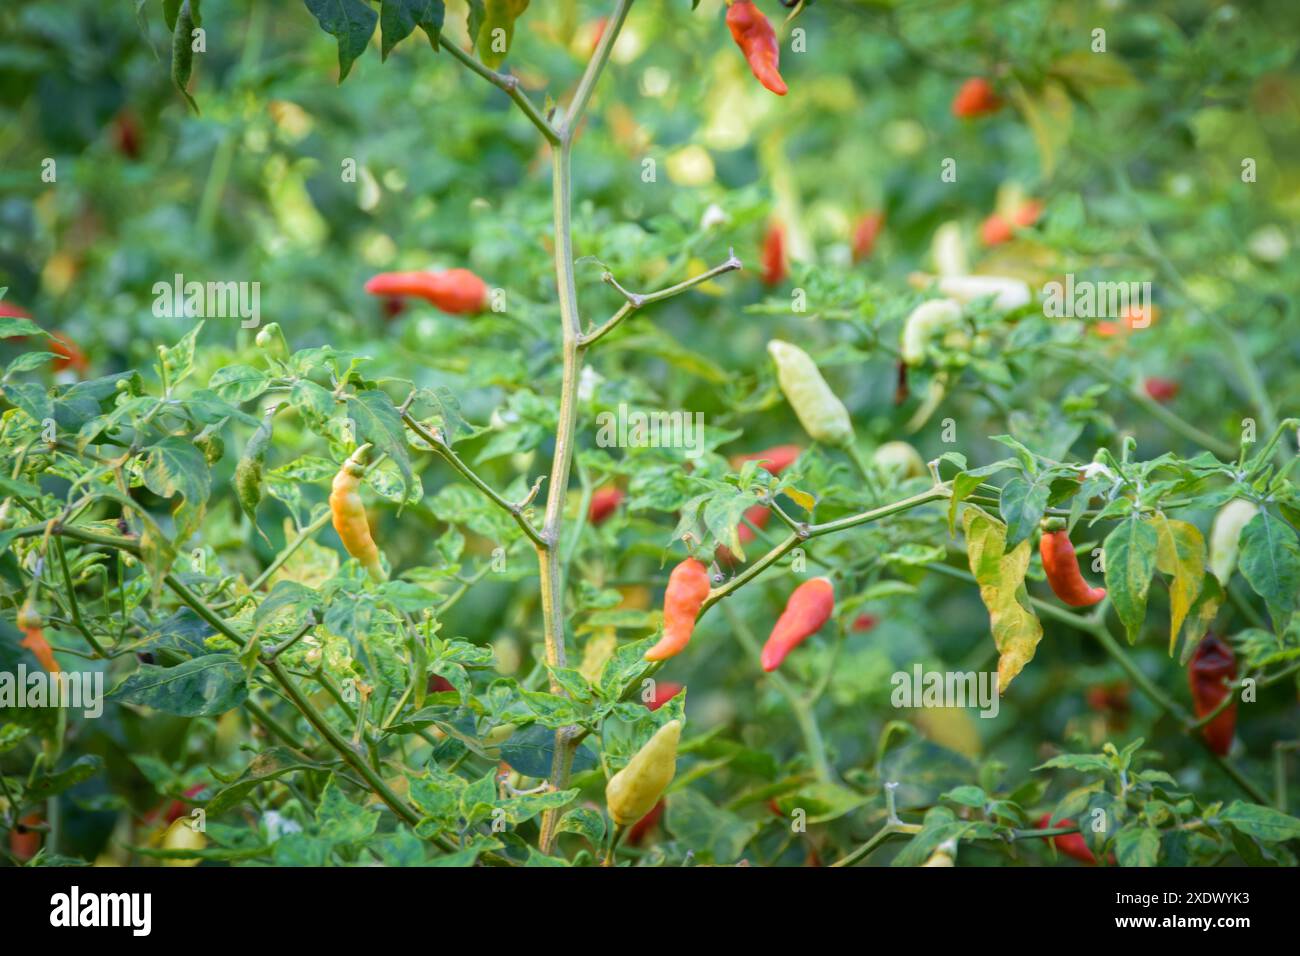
xmin=726 ymin=1 xmax=787 ymax=96
xmin=644 ymin=558 xmax=711 ymax=661
xmin=364 ymin=268 xmax=489 ymax=314
xmin=760 ymin=577 xmax=834 ymax=671
xmin=1039 ymin=522 xmax=1105 ymax=607
xmin=1034 ymin=814 xmax=1108 ymax=865
xmin=1189 ymin=634 xmax=1237 ymax=756
xmin=330 ymin=446 xmax=386 ymax=582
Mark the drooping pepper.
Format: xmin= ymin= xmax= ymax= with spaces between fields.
xmin=761 ymin=222 xmax=787 ymax=286
xmin=1039 ymin=520 xmax=1106 ymax=607
xmin=329 ymin=445 xmax=386 ymax=582
xmin=605 ymin=719 xmax=682 ymax=827
xmin=900 ymin=299 xmax=962 ymax=367
xmin=767 ymin=340 xmax=854 ymax=447
xmin=17 ymin=601 xmax=59 ymax=673
xmin=364 ymin=269 xmax=489 ymax=315
xmin=1208 ymin=499 xmax=1259 ymax=585
xmin=1188 ymin=634 xmax=1237 ymax=756
xmin=761 ymin=577 xmax=834 ymax=671
xmin=644 ymin=681 xmax=682 ymax=712
xmin=951 ymin=77 xmax=1002 ymax=118
xmin=1034 ymin=814 xmax=1104 ymax=865
xmin=726 ymin=1 xmax=787 ymax=96
xmin=852 ymin=212 xmax=884 ymax=263
xmin=588 ymin=486 xmax=625 ymax=525
xmin=645 ymin=559 xmax=711 ymax=661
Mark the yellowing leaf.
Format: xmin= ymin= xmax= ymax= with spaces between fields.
xmin=962 ymin=508 xmax=1043 ymax=692
xmin=1153 ymin=515 xmax=1207 ymax=655
xmin=784 ymin=485 xmax=816 ymax=514
xmin=1010 ymin=79 xmax=1073 ymax=179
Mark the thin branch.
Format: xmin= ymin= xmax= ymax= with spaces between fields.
xmin=436 ymin=35 xmax=559 ymax=145
xmin=402 ymin=412 xmax=547 ymax=548
xmin=560 ymin=0 xmax=635 ymax=143
xmin=581 ymin=251 xmax=743 ymax=346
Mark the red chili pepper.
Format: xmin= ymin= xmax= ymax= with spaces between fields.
xmin=726 ymin=1 xmax=787 ymax=96
xmin=111 ymin=110 xmax=143 ymax=160
xmin=761 ymin=222 xmax=787 ymax=286
xmin=1039 ymin=524 xmax=1106 ymax=607
xmin=625 ymin=798 xmax=665 ymax=845
xmin=951 ymin=77 xmax=1002 ymax=118
xmin=427 ymin=674 xmax=455 ymax=694
xmin=852 ymin=613 xmax=878 ymax=632
xmin=8 ymin=812 xmax=42 ymax=862
xmin=1143 ymin=377 xmax=1179 ymax=402
xmin=162 ymin=783 xmax=209 ymax=825
xmin=50 ymin=333 xmax=89 ymax=375
xmin=980 ymin=200 xmax=1041 ymax=246
xmin=645 ymin=558 xmax=712 ymax=661
xmin=730 ymin=444 xmax=801 ymax=475
xmin=364 ymin=269 xmax=489 ymax=315
xmin=0 ymin=301 xmax=30 ymax=320
xmin=589 ymin=486 xmax=626 ymax=525
xmin=852 ymin=212 xmax=884 ymax=263
xmin=1189 ymin=634 xmax=1237 ymax=756
xmin=1035 ymin=814 xmax=1106 ymax=865
xmin=761 ymin=577 xmax=834 ymax=672
xmin=644 ymin=681 xmax=682 ymax=712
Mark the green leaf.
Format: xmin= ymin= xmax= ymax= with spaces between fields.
xmin=1218 ymin=801 xmax=1300 ymax=843
xmin=1237 ymin=510 xmax=1300 ymax=634
xmin=477 ymin=0 xmax=530 ymax=68
xmin=999 ymin=475 xmax=1050 ymax=548
xmin=379 ymin=0 xmax=444 ymax=59
xmin=556 ymin=806 xmax=605 ymax=846
xmin=171 ymin=0 xmax=199 ymax=113
xmin=1115 ymin=826 xmax=1160 ymax=867
xmin=304 ymin=0 xmax=379 ymax=82
xmin=208 ymin=748 xmax=323 ymax=815
xmin=664 ymin=789 xmax=759 ymax=864
xmin=1103 ymin=517 xmax=1159 ymax=644
xmin=110 ymin=654 xmax=248 ymax=716
xmin=1152 ymin=515 xmax=1206 ymax=655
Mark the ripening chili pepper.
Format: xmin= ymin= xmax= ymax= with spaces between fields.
xmin=1039 ymin=520 xmax=1106 ymax=607
xmin=49 ymin=333 xmax=89 ymax=375
xmin=427 ymin=674 xmax=455 ymax=694
xmin=937 ymin=275 xmax=1031 ymax=311
xmin=330 ymin=445 xmax=386 ymax=582
xmin=1095 ymin=303 xmax=1159 ymax=337
xmin=589 ymin=486 xmax=626 ymax=525
xmin=605 ymin=719 xmax=682 ymax=827
xmin=1189 ymin=634 xmax=1237 ymax=756
xmin=625 ymin=798 xmax=665 ymax=846
xmin=761 ymin=222 xmax=787 ymax=286
xmin=9 ymin=812 xmax=43 ymax=862
xmin=852 ymin=212 xmax=884 ymax=263
xmin=111 ymin=110 xmax=142 ymax=160
xmin=730 ymin=444 xmax=802 ymax=475
xmin=767 ymin=340 xmax=854 ymax=447
xmin=644 ymin=681 xmax=682 ymax=712
xmin=1034 ymin=814 xmax=1103 ymax=865
xmin=852 ymin=613 xmax=878 ymax=632
xmin=645 ymin=559 xmax=711 ymax=661
xmin=160 ymin=817 xmax=207 ymax=867
xmin=761 ymin=577 xmax=834 ymax=672
xmin=1208 ymin=499 xmax=1259 ymax=585
xmin=872 ymin=440 xmax=928 ymax=480
xmin=17 ymin=601 xmax=59 ymax=673
xmin=951 ymin=77 xmax=1002 ymax=118
xmin=1142 ymin=377 xmax=1179 ymax=402
xmin=726 ymin=1 xmax=787 ymax=96
xmin=364 ymin=269 xmax=489 ymax=315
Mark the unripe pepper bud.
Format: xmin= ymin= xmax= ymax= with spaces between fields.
xmin=767 ymin=340 xmax=854 ymax=447
xmin=761 ymin=577 xmax=834 ymax=672
xmin=645 ymin=559 xmax=711 ymax=661
xmin=605 ymin=719 xmax=682 ymax=827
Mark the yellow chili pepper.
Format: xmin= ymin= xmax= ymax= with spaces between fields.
xmin=605 ymin=719 xmax=682 ymax=827
xmin=330 ymin=444 xmax=385 ymax=582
